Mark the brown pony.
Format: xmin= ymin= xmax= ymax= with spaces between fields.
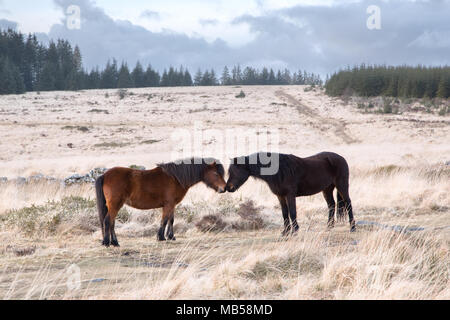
xmin=95 ymin=158 xmax=226 ymax=246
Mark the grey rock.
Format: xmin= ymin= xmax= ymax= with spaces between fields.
xmin=129 ymin=165 xmax=146 ymax=170
xmin=63 ymin=168 xmax=108 ymax=185
xmin=16 ymin=177 xmax=26 ymax=185
xmin=27 ymin=173 xmax=45 ymax=182
xmin=0 ymin=177 xmax=7 ymax=183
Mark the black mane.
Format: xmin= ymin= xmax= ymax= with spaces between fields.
xmin=158 ymin=157 xmax=224 ymax=189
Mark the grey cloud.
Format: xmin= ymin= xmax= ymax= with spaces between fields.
xmin=0 ymin=18 xmax=17 ymax=30
xmin=23 ymin=0 xmax=450 ymax=76
xmin=140 ymin=10 xmax=160 ymax=20
xmin=199 ymin=19 xmax=218 ymax=26
xmin=48 ymin=0 xmax=232 ymax=71
xmin=232 ymin=0 xmax=450 ymax=75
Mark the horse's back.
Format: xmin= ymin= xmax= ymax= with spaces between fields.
xmin=305 ymin=152 xmax=349 ymax=173
xmin=102 ymin=166 xmax=184 ymax=210
xmin=292 ymin=152 xmax=349 ymax=195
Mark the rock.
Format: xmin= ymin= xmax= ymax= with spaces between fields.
xmin=445 ymin=161 xmax=450 ymax=166
xmin=16 ymin=177 xmax=26 ymax=185
xmin=89 ymin=168 xmax=108 ymax=180
xmin=129 ymin=165 xmax=146 ymax=170
xmin=63 ymin=168 xmax=107 ymax=185
xmin=27 ymin=173 xmax=45 ymax=182
xmin=0 ymin=177 xmax=7 ymax=183
xmin=64 ymin=174 xmax=87 ymax=185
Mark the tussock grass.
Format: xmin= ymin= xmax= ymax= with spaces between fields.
xmin=0 ymin=163 xmax=448 ymax=299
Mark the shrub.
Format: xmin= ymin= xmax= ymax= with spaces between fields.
xmin=195 ymin=215 xmax=228 ymax=232
xmin=118 ymin=89 xmax=128 ymax=99
xmin=232 ymin=200 xmax=265 ymax=230
xmin=129 ymin=164 xmax=146 ymax=170
xmin=0 ymin=196 xmax=130 ymax=236
xmin=438 ymin=106 xmax=449 ymax=116
xmin=235 ymin=90 xmax=246 ymax=98
xmin=382 ymin=98 xmax=393 ymax=114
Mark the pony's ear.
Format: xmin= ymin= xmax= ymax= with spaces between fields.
xmin=209 ymin=160 xmax=216 ymax=167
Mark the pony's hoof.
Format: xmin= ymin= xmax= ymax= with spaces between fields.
xmin=111 ymin=241 xmax=120 ymax=247
xmin=102 ymin=240 xmax=110 ymax=247
xmin=157 ymin=236 xmax=166 ymax=241
xmin=350 ymin=220 xmax=356 ymax=232
xmin=169 ymin=236 xmax=176 ymax=241
xmin=281 ymin=230 xmax=291 ymax=237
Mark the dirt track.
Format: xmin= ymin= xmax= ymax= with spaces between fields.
xmin=275 ymin=90 xmax=358 ymax=144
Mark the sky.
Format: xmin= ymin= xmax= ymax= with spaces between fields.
xmin=1 ymin=0 xmax=449 ymax=76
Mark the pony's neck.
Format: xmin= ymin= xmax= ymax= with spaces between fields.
xmin=248 ymin=164 xmax=267 ymax=181
xmin=185 ymin=175 xmax=203 ymax=189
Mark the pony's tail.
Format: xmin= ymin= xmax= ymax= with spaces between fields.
xmin=95 ymin=175 xmax=108 ymax=231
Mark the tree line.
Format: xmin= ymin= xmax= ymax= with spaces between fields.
xmin=0 ymin=28 xmax=324 ymax=95
xmin=325 ymin=64 xmax=450 ymax=98
xmin=195 ymin=65 xmax=323 ymax=86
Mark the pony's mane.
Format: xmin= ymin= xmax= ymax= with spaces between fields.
xmin=157 ymin=157 xmax=224 ymax=189
xmin=230 ymin=152 xmax=300 ymax=183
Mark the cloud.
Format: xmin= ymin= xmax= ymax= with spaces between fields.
xmin=408 ymin=30 xmax=450 ymax=49
xmin=8 ymin=0 xmax=450 ymax=76
xmin=199 ymin=19 xmax=219 ymax=26
xmin=140 ymin=10 xmax=160 ymax=20
xmin=231 ymin=0 xmax=450 ymax=74
xmin=0 ymin=19 xmax=17 ymax=30
xmin=47 ymin=0 xmax=233 ymax=71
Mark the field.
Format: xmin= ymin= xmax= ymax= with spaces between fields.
xmin=0 ymin=85 xmax=449 ymax=299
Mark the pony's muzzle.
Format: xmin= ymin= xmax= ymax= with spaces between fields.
xmin=217 ymin=186 xmax=225 ymax=193
xmin=226 ymin=184 xmax=236 ymax=192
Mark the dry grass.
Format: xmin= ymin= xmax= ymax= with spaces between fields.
xmin=0 ymin=163 xmax=448 ymax=300
xmin=0 ymin=86 xmax=448 ymax=300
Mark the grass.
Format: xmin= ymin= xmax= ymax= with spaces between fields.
xmin=88 ymin=109 xmax=109 ymax=114
xmin=141 ymin=139 xmax=161 ymax=145
xmin=0 ymin=162 xmax=448 ymax=299
xmin=0 ymin=85 xmax=449 ymax=300
xmin=0 ymin=226 xmax=447 ymax=299
xmin=93 ymin=142 xmax=127 ymax=148
xmin=0 ymin=196 xmax=130 ymax=236
xmin=61 ymin=125 xmax=90 ymax=132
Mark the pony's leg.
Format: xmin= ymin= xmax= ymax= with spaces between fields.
xmin=110 ymin=220 xmax=120 ymax=247
xmin=102 ymin=214 xmax=111 ymax=247
xmin=166 ymin=216 xmax=176 ymax=241
xmin=103 ymin=200 xmax=122 ymax=247
xmin=286 ymin=195 xmax=299 ymax=233
xmin=322 ymin=185 xmax=336 ymax=229
xmin=336 ymin=192 xmax=346 ymax=223
xmin=158 ymin=204 xmax=173 ymax=241
xmin=277 ymin=195 xmax=291 ymax=236
xmin=104 ymin=212 xmax=120 ymax=247
xmin=336 ymin=183 xmax=356 ymax=232
xmin=165 ymin=206 xmax=176 ymax=240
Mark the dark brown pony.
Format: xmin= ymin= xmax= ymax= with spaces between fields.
xmin=225 ymin=152 xmax=356 ymax=234
xmin=95 ymin=158 xmax=226 ymax=246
